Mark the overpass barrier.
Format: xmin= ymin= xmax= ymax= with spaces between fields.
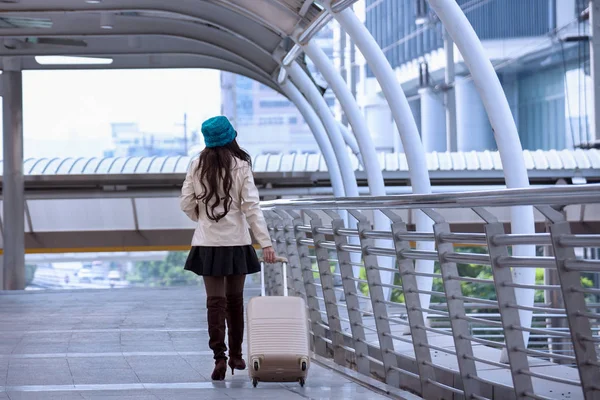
xmin=260 ymin=184 xmax=600 ymax=400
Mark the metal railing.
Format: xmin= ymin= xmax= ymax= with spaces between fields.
xmin=260 ymin=184 xmax=600 ymax=400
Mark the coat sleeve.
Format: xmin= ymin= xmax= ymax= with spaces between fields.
xmin=240 ymin=163 xmax=272 ymax=248
xmin=180 ymin=159 xmax=199 ymax=222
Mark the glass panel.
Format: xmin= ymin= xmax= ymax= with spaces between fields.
xmin=108 ymin=157 xmax=128 ymax=174
xmin=121 ymin=157 xmax=142 ymax=173
xmin=135 ymin=157 xmax=156 ymax=173
xmin=40 ymin=158 xmax=62 ymax=174
xmin=306 ymin=154 xmax=320 ymax=172
xmin=23 ymin=158 xmax=36 ymax=174
xmin=69 ymin=158 xmax=89 ymax=174
xmin=148 ymin=156 xmax=168 ymax=173
xmin=82 ymin=158 xmax=101 ymax=174
xmin=293 ymin=153 xmax=308 ymax=172
xmin=161 ymin=156 xmax=181 ymax=173
xmin=135 ymin=198 xmax=196 ymax=230
xmin=280 ymin=154 xmax=295 ymax=172
xmin=27 ymin=199 xmax=135 ymax=232
xmin=55 ymin=158 xmax=77 ymax=174
xmin=28 ymin=158 xmax=49 ymax=175
xmin=254 ymin=154 xmax=268 ymax=172
xmin=95 ymin=158 xmax=116 ymax=174
xmin=266 ymin=154 xmax=282 ymax=172
xmin=175 ymin=156 xmax=193 ymax=173
xmin=319 ymin=155 xmax=327 ymax=172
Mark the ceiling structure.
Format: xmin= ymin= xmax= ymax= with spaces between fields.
xmin=0 ymin=0 xmax=335 ymax=92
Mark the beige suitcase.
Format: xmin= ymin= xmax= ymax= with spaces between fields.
xmin=247 ymin=257 xmax=310 ymax=388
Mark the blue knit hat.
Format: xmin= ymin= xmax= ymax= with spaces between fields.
xmin=201 ymin=116 xmax=237 ymax=148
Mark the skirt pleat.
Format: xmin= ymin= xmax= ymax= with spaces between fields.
xmin=184 ymin=245 xmax=261 ymax=277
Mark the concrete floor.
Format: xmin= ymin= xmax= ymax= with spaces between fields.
xmin=0 ymin=285 xmax=395 ymax=400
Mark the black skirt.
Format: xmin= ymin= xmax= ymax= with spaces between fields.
xmin=184 ymin=245 xmax=261 ymax=277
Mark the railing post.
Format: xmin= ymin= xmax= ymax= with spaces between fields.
xmin=270 ymin=211 xmax=294 ymax=296
xmin=473 ymin=207 xmax=533 ymax=399
xmin=329 ymin=212 xmax=371 ymax=376
xmin=265 ymin=212 xmax=285 ymax=296
xmin=264 ymin=213 xmax=277 ymax=296
xmin=273 ymin=210 xmax=307 ymax=301
xmin=538 ymin=206 xmax=600 ymax=399
xmin=309 ymin=211 xmax=346 ymax=366
xmin=289 ymin=210 xmax=328 ymax=357
xmin=350 ymin=210 xmax=400 ymax=388
xmin=422 ymin=208 xmax=481 ymax=398
xmin=383 ymin=210 xmax=443 ymax=399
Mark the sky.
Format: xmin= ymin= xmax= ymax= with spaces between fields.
xmin=0 ymin=68 xmax=221 ymax=159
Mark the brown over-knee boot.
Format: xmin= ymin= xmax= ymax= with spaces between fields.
xmin=226 ymin=293 xmax=246 ymax=374
xmin=206 ymin=296 xmax=228 ymax=380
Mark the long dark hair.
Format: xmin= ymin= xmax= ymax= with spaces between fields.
xmin=196 ymin=139 xmax=252 ymax=222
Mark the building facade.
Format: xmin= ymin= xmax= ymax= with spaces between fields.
xmin=359 ymin=0 xmax=593 ymax=153
xmin=220 ymin=23 xmax=336 ymax=156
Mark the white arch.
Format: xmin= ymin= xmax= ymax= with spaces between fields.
xmin=426 ymin=0 xmax=536 ymax=354
xmin=280 ymin=80 xmax=345 ymax=198
xmin=325 ymin=4 xmax=436 ymax=315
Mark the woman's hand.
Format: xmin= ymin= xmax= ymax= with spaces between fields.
xmin=262 ymin=246 xmax=276 ymax=264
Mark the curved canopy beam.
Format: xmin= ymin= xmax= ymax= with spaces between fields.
xmin=0 ymin=0 xmax=324 ymax=39
xmin=14 ymin=54 xmax=280 ymax=92
xmin=0 ymin=12 xmax=278 ymax=75
xmin=0 ymin=35 xmax=280 ymax=92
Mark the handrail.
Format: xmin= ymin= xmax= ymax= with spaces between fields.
xmin=260 ymin=183 xmax=600 ymax=399
xmin=261 ymin=183 xmax=600 ymax=210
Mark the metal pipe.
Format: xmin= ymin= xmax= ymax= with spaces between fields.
xmin=279 ymin=80 xmax=345 ymax=198
xmin=426 ymin=0 xmax=537 ymax=351
xmin=261 ymin=184 xmax=600 ymax=211
xmin=444 ymin=28 xmax=457 ymax=152
xmin=2 ymin=65 xmax=26 ymax=290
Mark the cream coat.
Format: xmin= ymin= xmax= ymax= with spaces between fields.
xmin=179 ymin=158 xmax=272 ymax=249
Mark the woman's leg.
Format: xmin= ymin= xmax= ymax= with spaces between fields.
xmin=203 ymin=276 xmax=228 ymax=380
xmin=225 ymin=275 xmax=246 ymax=373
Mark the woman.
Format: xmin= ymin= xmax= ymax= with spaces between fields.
xmin=179 ymin=115 xmax=276 ymax=381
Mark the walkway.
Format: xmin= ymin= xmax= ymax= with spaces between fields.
xmin=0 ymin=285 xmax=396 ymax=400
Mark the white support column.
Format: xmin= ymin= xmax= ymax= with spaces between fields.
xmin=444 ymin=29 xmax=458 ymax=152
xmin=420 ymin=88 xmax=447 ymax=152
xmin=427 ymin=0 xmax=536 ymax=353
xmin=591 ymin=0 xmax=600 ymax=143
xmin=287 ymin=61 xmax=359 ymax=197
xmin=280 ymin=80 xmax=346 ymax=198
xmin=327 ymin=5 xmax=435 ymax=315
xmin=2 ymin=59 xmax=26 ymax=290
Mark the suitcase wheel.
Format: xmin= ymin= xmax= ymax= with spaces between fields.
xmin=253 ymin=360 xmax=260 ymax=371
xmin=299 ymin=378 xmax=305 ymax=387
xmin=252 ymin=378 xmax=258 ymax=388
xmin=301 ymin=361 xmax=307 ymax=372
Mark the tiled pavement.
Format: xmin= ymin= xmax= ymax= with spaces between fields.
xmin=0 ymin=285 xmax=396 ymax=400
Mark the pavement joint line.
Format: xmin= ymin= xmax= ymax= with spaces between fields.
xmin=0 ymin=328 xmax=209 ymax=334
xmin=0 ymin=351 xmax=214 ymax=359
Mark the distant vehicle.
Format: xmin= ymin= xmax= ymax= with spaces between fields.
xmin=78 ymin=268 xmax=92 ymax=283
xmin=108 ymin=270 xmax=121 ymax=288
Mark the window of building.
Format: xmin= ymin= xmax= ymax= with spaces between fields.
xmin=259 ymin=99 xmax=292 ymax=108
xmin=289 ymin=116 xmax=298 ymax=125
xmin=258 ymin=116 xmax=285 ymax=125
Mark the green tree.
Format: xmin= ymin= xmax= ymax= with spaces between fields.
xmin=25 ymin=264 xmax=38 ymax=286
xmin=127 ymin=251 xmax=201 ymax=287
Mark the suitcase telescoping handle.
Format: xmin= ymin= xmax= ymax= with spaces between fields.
xmin=258 ymin=256 xmax=288 ymax=297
